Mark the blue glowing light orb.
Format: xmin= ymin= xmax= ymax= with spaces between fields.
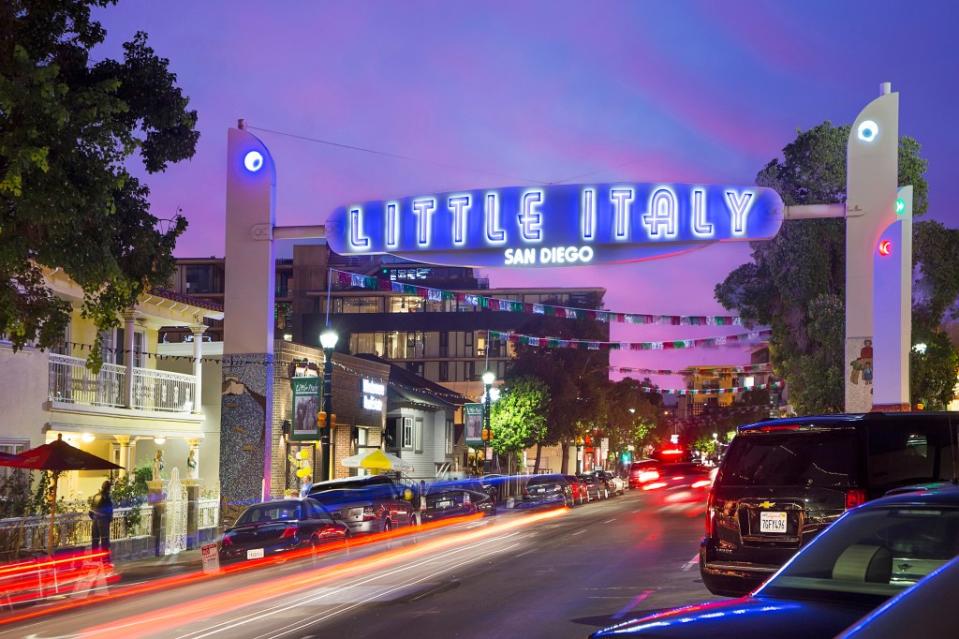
xmin=857 ymin=120 xmax=878 ymax=142
xmin=244 ymin=150 xmax=264 ymax=172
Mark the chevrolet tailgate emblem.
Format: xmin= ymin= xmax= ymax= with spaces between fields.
xmin=758 ymin=501 xmax=776 ymax=509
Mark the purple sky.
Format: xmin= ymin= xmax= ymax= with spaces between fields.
xmin=94 ymin=1 xmax=959 ymax=387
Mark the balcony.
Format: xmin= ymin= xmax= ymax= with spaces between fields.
xmin=48 ymin=353 xmax=197 ymax=414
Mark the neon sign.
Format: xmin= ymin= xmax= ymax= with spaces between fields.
xmin=326 ymin=183 xmax=784 ymax=267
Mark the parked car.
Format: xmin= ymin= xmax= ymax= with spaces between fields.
xmin=591 ymin=470 xmax=625 ymax=496
xmin=564 ymin=475 xmax=588 ymax=505
xmin=421 ymin=488 xmax=495 ymax=523
xmin=577 ymin=473 xmax=607 ymax=501
xmin=593 ymin=485 xmax=959 ymax=638
xmin=219 ymin=498 xmax=349 ymax=564
xmin=701 ymin=412 xmax=958 ymax=596
xmin=522 ymin=474 xmax=572 ymax=507
xmin=308 ymin=474 xmax=416 ymax=534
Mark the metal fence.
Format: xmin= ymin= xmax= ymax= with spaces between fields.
xmin=0 ymin=505 xmax=154 ymax=560
xmin=48 ymin=353 xmax=196 ymax=413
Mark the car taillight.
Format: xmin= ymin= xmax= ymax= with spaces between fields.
xmin=221 ymin=534 xmax=233 ymax=547
xmin=638 ymin=470 xmax=660 ymax=484
xmin=280 ymin=526 xmax=297 ymax=539
xmin=705 ymin=492 xmax=716 ymax=537
xmin=845 ymin=489 xmax=867 ymax=510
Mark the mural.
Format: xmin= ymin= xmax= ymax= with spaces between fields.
xmin=219 ymin=353 xmax=273 ymax=518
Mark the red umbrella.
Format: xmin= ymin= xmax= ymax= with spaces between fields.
xmin=12 ymin=434 xmax=123 ymax=553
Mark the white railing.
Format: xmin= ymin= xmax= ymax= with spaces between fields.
xmin=131 ymin=366 xmax=195 ymax=412
xmin=48 ymin=353 xmax=196 ymax=413
xmin=0 ymin=504 xmax=154 ymax=559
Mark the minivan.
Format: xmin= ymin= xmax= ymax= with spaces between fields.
xmin=700 ymin=412 xmax=958 ymax=596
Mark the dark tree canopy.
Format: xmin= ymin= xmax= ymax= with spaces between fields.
xmin=716 ymin=122 xmax=958 ymax=412
xmin=0 ymin=0 xmax=198 ymax=367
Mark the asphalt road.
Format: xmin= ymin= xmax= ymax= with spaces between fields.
xmin=1 ymin=489 xmax=718 ymax=639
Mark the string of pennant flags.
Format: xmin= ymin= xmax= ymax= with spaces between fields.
xmin=645 ymin=381 xmax=782 ymax=396
xmin=330 ymin=268 xmax=743 ymax=327
xmin=609 ymin=363 xmax=772 ymax=376
xmin=488 ymin=329 xmax=772 ymax=351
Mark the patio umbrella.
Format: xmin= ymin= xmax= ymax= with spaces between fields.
xmin=340 ymin=449 xmax=414 ymax=473
xmin=12 ymin=434 xmax=123 ymax=554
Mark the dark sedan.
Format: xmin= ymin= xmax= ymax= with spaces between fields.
xmin=522 ymin=474 xmax=572 ymax=507
xmin=421 ymin=489 xmax=495 ymax=523
xmin=219 ymin=498 xmax=349 ymax=564
xmin=592 ymin=486 xmax=959 ymax=638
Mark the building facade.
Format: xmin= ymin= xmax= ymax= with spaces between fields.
xmin=357 ymin=355 xmax=468 ymax=481
xmin=167 ymin=245 xmax=608 ymax=401
xmin=0 ymin=268 xmax=222 ymax=500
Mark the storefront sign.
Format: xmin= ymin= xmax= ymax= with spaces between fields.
xmin=326 ymin=183 xmax=784 ymax=267
xmin=362 ymin=377 xmax=385 ymax=412
xmin=464 ymin=403 xmax=484 ymax=446
xmin=291 ymin=377 xmax=320 ymax=441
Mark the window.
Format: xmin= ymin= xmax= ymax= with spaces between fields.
xmin=720 ymin=431 xmax=858 ymax=489
xmin=357 ymin=427 xmax=369 ymax=448
xmin=439 ymin=362 xmax=449 ymax=382
xmin=0 ymin=441 xmax=28 ymax=481
xmin=439 ymin=332 xmax=449 ymax=357
xmin=765 ymin=508 xmax=959 ymax=597
xmin=415 ymin=417 xmax=424 ymax=453
xmin=445 ymin=420 xmax=453 ymax=455
xmin=868 ymin=423 xmax=954 ymax=493
xmin=185 ymin=265 xmax=219 ymax=294
xmin=402 ymin=417 xmax=414 ymax=449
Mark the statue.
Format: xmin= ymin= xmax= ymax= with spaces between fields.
xmin=152 ymin=449 xmax=165 ymax=482
xmin=187 ymin=448 xmax=199 ymax=481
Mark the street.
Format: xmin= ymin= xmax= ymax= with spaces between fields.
xmin=0 ymin=490 xmax=714 ymax=639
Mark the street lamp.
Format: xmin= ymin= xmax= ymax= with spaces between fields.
xmin=481 ymin=370 xmax=495 ymax=474
xmin=319 ymin=328 xmax=338 ymax=482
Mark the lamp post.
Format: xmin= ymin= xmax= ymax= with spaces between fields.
xmin=481 ymin=370 xmax=495 ymax=475
xmin=575 ymin=435 xmax=584 ymax=474
xmin=319 ymin=328 xmax=338 ymax=482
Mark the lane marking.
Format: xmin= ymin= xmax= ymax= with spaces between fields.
xmin=681 ymin=552 xmax=700 ymax=571
xmin=602 ymin=518 xmax=617 ymax=524
xmin=570 ymin=528 xmax=587 ymax=536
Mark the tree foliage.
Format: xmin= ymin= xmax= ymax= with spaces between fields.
xmin=489 ymin=376 xmax=549 ymax=456
xmin=0 ymin=1 xmax=198 ymax=368
xmin=507 ymin=296 xmax=611 ymax=448
xmin=716 ymin=122 xmax=958 ymax=413
xmin=604 ymin=377 xmax=662 ymax=454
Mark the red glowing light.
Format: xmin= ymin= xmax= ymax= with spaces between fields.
xmin=660 ymin=447 xmax=684 ymax=456
xmin=878 ymin=239 xmax=892 ymax=256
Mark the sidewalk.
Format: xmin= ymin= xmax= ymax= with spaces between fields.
xmin=113 ymin=549 xmax=203 ymax=583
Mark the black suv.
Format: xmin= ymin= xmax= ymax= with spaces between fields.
xmin=701 ymin=412 xmax=958 ymax=596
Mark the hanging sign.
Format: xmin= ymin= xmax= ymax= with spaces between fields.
xmin=464 ymin=403 xmax=484 ymax=446
xmin=326 ymin=183 xmax=784 ymax=267
xmin=361 ymin=377 xmax=385 ymax=412
xmin=291 ymin=377 xmax=320 ymax=441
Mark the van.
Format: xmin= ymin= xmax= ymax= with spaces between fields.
xmin=700 ymin=412 xmax=958 ymax=596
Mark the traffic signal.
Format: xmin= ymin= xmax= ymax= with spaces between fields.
xmin=316 ymin=411 xmax=327 ymax=428
xmin=481 ymin=428 xmax=493 ymax=441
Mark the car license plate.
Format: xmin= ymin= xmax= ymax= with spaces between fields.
xmin=246 ymin=548 xmax=264 ymax=559
xmin=759 ymin=511 xmax=788 ymax=533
